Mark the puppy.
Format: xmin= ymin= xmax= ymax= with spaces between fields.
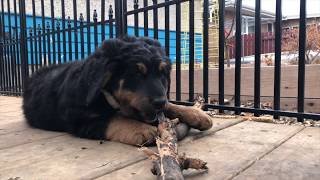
xmin=23 ymin=36 xmax=212 ymax=146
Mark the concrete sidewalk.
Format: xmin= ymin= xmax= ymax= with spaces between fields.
xmin=0 ymin=96 xmax=319 ymax=180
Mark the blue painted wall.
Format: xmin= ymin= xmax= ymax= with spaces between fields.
xmin=2 ymin=13 xmax=203 ymax=64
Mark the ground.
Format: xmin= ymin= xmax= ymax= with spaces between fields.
xmin=0 ymin=96 xmax=319 ymax=180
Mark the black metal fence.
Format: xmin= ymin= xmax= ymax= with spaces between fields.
xmin=0 ymin=0 xmax=319 ymax=121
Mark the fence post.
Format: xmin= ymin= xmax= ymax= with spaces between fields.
xmin=115 ymin=0 xmax=124 ymax=37
xmin=18 ymin=0 xmax=28 ymax=89
xmin=0 ymin=14 xmax=3 ymax=92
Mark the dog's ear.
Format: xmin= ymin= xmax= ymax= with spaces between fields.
xmin=85 ymin=68 xmax=113 ymax=106
xmin=85 ymin=59 xmax=119 ymax=106
xmin=85 ymin=39 xmax=127 ymax=105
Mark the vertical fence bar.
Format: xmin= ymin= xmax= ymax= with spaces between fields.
xmin=0 ymin=11 xmax=2 ymax=91
xmin=153 ymin=0 xmax=158 ymax=39
xmin=80 ymin=14 xmax=85 ymax=59
xmin=114 ymin=0 xmax=123 ymax=37
xmin=68 ymin=17 xmax=72 ymax=61
xmin=143 ymin=0 xmax=148 ymax=37
xmin=46 ymin=22 xmax=51 ymax=65
xmin=175 ymin=0 xmax=181 ymax=101
xmin=32 ymin=0 xmax=38 ymax=71
xmin=4 ymin=35 xmax=8 ymax=92
xmin=5 ymin=39 xmax=10 ymax=92
xmin=11 ymin=30 xmax=18 ymax=94
xmin=119 ymin=0 xmax=124 ymax=36
xmin=29 ymin=29 xmax=35 ymax=74
xmin=50 ymin=0 xmax=56 ymax=64
xmin=0 ymin=0 xmax=6 ymax=92
xmin=109 ymin=5 xmax=114 ymax=38
xmin=218 ymin=0 xmax=225 ymax=112
xmin=10 ymin=33 xmax=15 ymax=93
xmin=86 ymin=0 xmax=91 ymax=55
xmin=72 ymin=0 xmax=79 ymax=60
xmin=101 ymin=0 xmax=105 ymax=41
xmin=3 ymin=35 xmax=8 ymax=92
xmin=57 ymin=21 xmax=61 ymax=64
xmin=134 ymin=0 xmax=139 ymax=37
xmin=73 ymin=0 xmax=79 ymax=60
xmin=7 ymin=0 xmax=14 ymax=94
xmin=274 ymin=0 xmax=282 ymax=119
xmin=123 ymin=0 xmax=128 ymax=34
xmin=234 ymin=0 xmax=242 ymax=115
xmin=254 ymin=0 xmax=261 ymax=116
xmin=297 ymin=0 xmax=306 ymax=122
xmin=203 ymin=0 xmax=209 ymax=103
xmin=13 ymin=0 xmax=21 ymax=92
xmin=41 ymin=0 xmax=46 ymax=66
xmin=37 ymin=24 xmax=42 ymax=68
xmin=93 ymin=10 xmax=98 ymax=49
xmin=61 ymin=0 xmax=66 ymax=63
xmin=165 ymin=0 xmax=169 ymax=57
xmin=1 ymin=0 xmax=8 ymax=93
xmin=9 ymin=30 xmax=14 ymax=94
xmin=19 ymin=0 xmax=29 ymax=85
xmin=34 ymin=27 xmax=38 ymax=71
xmin=189 ymin=0 xmax=194 ymax=101
xmin=0 ymin=10 xmax=3 ymax=92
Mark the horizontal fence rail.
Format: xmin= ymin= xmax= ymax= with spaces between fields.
xmin=0 ymin=0 xmax=319 ymax=121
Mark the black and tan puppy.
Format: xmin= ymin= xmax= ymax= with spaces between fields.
xmin=23 ymin=36 xmax=212 ymax=146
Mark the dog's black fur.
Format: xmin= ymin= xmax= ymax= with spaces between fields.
xmin=23 ymin=37 xmax=171 ymax=139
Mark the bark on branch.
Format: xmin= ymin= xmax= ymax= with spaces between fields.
xmin=140 ymin=111 xmax=208 ymax=180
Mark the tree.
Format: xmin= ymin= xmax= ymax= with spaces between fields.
xmin=282 ymin=23 xmax=320 ymax=64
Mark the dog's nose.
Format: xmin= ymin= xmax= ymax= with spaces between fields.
xmin=152 ymin=97 xmax=167 ymax=110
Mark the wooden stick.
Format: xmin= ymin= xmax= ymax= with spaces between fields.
xmin=140 ymin=113 xmax=208 ymax=180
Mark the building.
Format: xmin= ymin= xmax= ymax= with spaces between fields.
xmin=210 ymin=0 xmax=275 ymax=35
xmin=282 ymin=14 xmax=320 ymax=30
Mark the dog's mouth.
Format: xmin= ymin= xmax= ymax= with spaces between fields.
xmin=143 ymin=111 xmax=162 ymax=124
xmin=136 ymin=106 xmax=166 ymax=124
xmin=119 ymin=105 xmax=159 ymax=124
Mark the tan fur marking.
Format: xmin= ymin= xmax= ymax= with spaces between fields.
xmin=105 ymin=114 xmax=157 ymax=146
xmin=102 ymin=71 xmax=112 ymax=87
xmin=137 ymin=63 xmax=147 ymax=74
xmin=159 ymin=62 xmax=167 ymax=72
xmin=101 ymin=76 xmax=121 ymax=109
xmin=114 ymin=89 xmax=138 ymax=105
xmin=102 ymin=90 xmax=120 ymax=109
xmin=119 ymin=79 xmax=125 ymax=90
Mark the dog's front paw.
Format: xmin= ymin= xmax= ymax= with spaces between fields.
xmin=165 ymin=103 xmax=213 ymax=131
xmin=105 ymin=117 xmax=158 ymax=146
xmin=181 ymin=107 xmax=213 ymax=131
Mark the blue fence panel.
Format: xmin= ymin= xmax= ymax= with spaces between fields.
xmin=3 ymin=13 xmax=203 ymax=64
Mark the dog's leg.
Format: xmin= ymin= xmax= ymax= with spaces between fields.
xmin=164 ymin=103 xmax=213 ymax=131
xmin=105 ymin=114 xmax=158 ymax=146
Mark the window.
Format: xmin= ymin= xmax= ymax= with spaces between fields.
xmin=268 ymin=23 xmax=273 ymax=32
xmin=242 ymin=16 xmax=255 ymax=34
xmin=248 ymin=25 xmax=255 ymax=33
xmin=242 ymin=18 xmax=247 ymax=34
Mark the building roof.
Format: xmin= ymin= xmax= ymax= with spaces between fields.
xmin=283 ymin=13 xmax=320 ymax=20
xmin=224 ymin=1 xmax=275 ymax=19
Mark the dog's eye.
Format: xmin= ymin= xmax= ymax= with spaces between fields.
xmin=158 ymin=62 xmax=167 ymax=73
xmin=136 ymin=63 xmax=147 ymax=75
xmin=131 ymin=69 xmax=146 ymax=79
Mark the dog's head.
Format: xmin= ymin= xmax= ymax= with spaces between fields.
xmin=87 ymin=37 xmax=171 ymax=124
